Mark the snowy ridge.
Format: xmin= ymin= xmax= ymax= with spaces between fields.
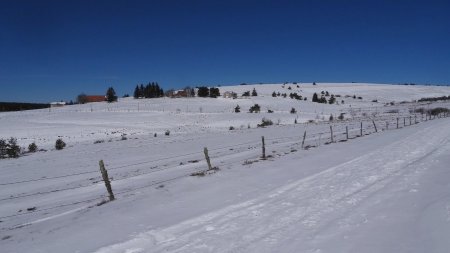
xmin=1 ymin=83 xmax=450 ymax=253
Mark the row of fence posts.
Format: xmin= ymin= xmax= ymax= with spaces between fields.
xmin=96 ymin=112 xmax=449 ymax=203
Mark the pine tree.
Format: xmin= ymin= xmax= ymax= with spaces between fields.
xmin=252 ymin=88 xmax=258 ymax=96
xmin=0 ymin=139 xmax=7 ymax=159
xmin=209 ymin=87 xmax=220 ymax=98
xmin=312 ymin=93 xmax=319 ymax=102
xmin=139 ymin=84 xmax=145 ymax=98
xmin=106 ymin=87 xmax=118 ymax=102
xmin=133 ymin=85 xmax=140 ymax=99
xmin=6 ymin=137 xmax=20 ymax=158
xmin=197 ymin=87 xmax=209 ymax=97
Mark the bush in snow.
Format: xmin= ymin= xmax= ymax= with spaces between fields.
xmin=290 ymin=107 xmax=297 ymax=114
xmin=6 ymin=138 xmax=21 ymax=158
xmin=249 ymin=104 xmax=260 ymax=113
xmin=0 ymin=139 xmax=7 ymax=159
xmin=257 ymin=118 xmax=273 ymax=127
xmin=55 ymin=138 xmax=66 ymax=150
xmin=28 ymin=142 xmax=38 ymax=153
xmin=165 ymin=130 xmax=170 ymax=136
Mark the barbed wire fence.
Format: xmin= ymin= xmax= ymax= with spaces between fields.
xmin=1 ymin=108 xmax=449 ymax=228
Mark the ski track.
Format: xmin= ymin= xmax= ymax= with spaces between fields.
xmin=94 ymin=120 xmax=450 ymax=253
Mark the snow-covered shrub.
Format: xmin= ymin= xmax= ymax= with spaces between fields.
xmin=257 ymin=118 xmax=273 ymax=127
xmin=28 ymin=142 xmax=38 ymax=153
xmin=249 ymin=104 xmax=260 ymax=113
xmin=55 ymin=138 xmax=66 ymax=150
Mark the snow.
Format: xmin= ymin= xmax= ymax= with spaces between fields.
xmin=1 ymin=83 xmax=450 ymax=253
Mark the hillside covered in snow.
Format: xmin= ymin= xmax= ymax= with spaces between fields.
xmin=1 ymin=83 xmax=450 ymax=253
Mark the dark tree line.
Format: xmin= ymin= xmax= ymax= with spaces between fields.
xmin=0 ymin=138 xmax=20 ymax=159
xmin=0 ymin=102 xmax=50 ymax=112
xmin=197 ymin=86 xmax=220 ymax=98
xmin=134 ymin=82 xmax=164 ymax=99
xmin=418 ymin=95 xmax=450 ymax=102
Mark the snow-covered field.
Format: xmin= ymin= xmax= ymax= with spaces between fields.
xmin=1 ymin=83 xmax=450 ymax=253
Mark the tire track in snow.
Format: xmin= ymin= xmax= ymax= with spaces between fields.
xmin=94 ymin=120 xmax=450 ymax=253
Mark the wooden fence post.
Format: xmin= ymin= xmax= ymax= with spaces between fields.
xmin=346 ymin=126 xmax=349 ymax=140
xmin=385 ymin=121 xmax=388 ymax=130
xmin=397 ymin=118 xmax=399 ymax=129
xmin=409 ymin=116 xmax=412 ymax=125
xmin=99 ymin=160 xmax=115 ymax=201
xmin=261 ymin=136 xmax=266 ymax=159
xmin=372 ymin=120 xmax=377 ymax=132
xmin=204 ymin=147 xmax=212 ymax=171
xmin=404 ymin=117 xmax=406 ymax=126
xmin=415 ymin=115 xmax=417 ymax=124
xmin=301 ymin=130 xmax=307 ymax=149
xmin=330 ymin=125 xmax=334 ymax=143
xmin=360 ymin=122 xmax=363 ymax=136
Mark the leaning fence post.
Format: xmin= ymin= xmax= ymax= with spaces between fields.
xmin=204 ymin=147 xmax=212 ymax=171
xmin=261 ymin=136 xmax=266 ymax=159
xmin=372 ymin=120 xmax=377 ymax=132
xmin=301 ymin=130 xmax=307 ymax=149
xmin=346 ymin=126 xmax=349 ymax=140
xmin=330 ymin=125 xmax=334 ymax=142
xmin=99 ymin=160 xmax=115 ymax=201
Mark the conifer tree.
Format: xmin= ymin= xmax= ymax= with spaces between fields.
xmin=106 ymin=87 xmax=118 ymax=102
xmin=6 ymin=137 xmax=20 ymax=158
xmin=312 ymin=93 xmax=319 ymax=102
xmin=133 ymin=85 xmax=140 ymax=98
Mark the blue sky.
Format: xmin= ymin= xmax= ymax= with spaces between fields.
xmin=1 ymin=0 xmax=449 ymax=102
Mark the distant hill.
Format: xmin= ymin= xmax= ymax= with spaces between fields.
xmin=0 ymin=102 xmax=50 ymax=112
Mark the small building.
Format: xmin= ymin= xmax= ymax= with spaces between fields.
xmin=50 ymin=101 xmax=66 ymax=108
xmin=170 ymin=90 xmax=188 ymax=98
xmin=86 ymin=95 xmax=106 ymax=103
xmin=223 ymin=91 xmax=237 ymax=98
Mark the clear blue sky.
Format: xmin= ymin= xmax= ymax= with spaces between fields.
xmin=1 ymin=0 xmax=449 ymax=102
